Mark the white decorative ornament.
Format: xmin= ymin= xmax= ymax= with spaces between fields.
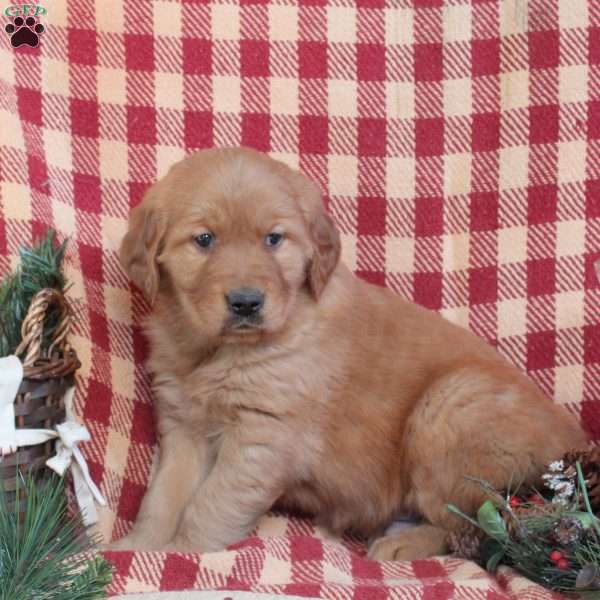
xmin=0 ymin=356 xmax=106 ymax=525
xmin=542 ymin=460 xmax=576 ymax=506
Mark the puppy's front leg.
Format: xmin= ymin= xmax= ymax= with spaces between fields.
xmin=109 ymin=430 xmax=209 ymax=551
xmin=169 ymin=438 xmax=284 ymax=553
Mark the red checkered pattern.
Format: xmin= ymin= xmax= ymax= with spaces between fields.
xmin=0 ymin=0 xmax=598 ymax=596
xmin=103 ymin=525 xmax=567 ymax=598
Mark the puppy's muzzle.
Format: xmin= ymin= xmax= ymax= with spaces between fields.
xmin=226 ymin=288 xmax=265 ymax=319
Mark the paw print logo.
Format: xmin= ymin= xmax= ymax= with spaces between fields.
xmin=5 ymin=16 xmax=45 ymax=48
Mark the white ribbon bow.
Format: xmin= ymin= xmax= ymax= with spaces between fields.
xmin=0 ymin=355 xmax=22 ymax=456
xmin=0 ymin=356 xmax=106 ymax=525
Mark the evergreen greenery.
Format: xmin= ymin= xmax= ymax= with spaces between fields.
xmin=0 ymin=473 xmax=112 ymax=600
xmin=0 ymin=230 xmax=112 ymax=598
xmin=448 ymin=462 xmax=600 ymax=596
xmin=0 ymin=229 xmax=68 ymax=357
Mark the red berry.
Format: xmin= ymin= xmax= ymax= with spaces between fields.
xmin=550 ymin=550 xmax=563 ymax=562
xmin=509 ymin=496 xmax=521 ymax=508
xmin=557 ymin=558 xmax=569 ymax=570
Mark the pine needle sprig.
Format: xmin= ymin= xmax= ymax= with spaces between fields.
xmin=448 ymin=460 xmax=600 ymax=595
xmin=0 ymin=230 xmax=68 ymax=357
xmin=0 ymin=473 xmax=112 ymax=600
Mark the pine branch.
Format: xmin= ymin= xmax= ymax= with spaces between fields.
xmin=448 ymin=457 xmax=600 ymax=595
xmin=0 ymin=230 xmax=68 ymax=357
xmin=0 ymin=474 xmax=112 ymax=600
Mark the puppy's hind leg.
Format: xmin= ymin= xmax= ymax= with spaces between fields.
xmin=368 ymin=523 xmax=447 ymax=561
xmin=371 ymin=365 xmax=585 ymax=559
xmin=370 ymin=364 xmax=586 ymax=561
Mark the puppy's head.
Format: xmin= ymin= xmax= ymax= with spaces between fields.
xmin=120 ymin=148 xmax=340 ymax=344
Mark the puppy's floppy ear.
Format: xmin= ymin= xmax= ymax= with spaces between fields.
xmin=307 ymin=202 xmax=341 ymax=300
xmin=284 ymin=168 xmax=341 ymax=299
xmin=119 ymin=185 xmax=166 ymax=304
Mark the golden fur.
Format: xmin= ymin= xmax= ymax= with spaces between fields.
xmin=113 ymin=147 xmax=587 ymax=559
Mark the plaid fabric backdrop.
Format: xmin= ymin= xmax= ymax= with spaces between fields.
xmin=0 ymin=0 xmax=598 ymax=596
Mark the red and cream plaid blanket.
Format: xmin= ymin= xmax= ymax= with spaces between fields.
xmin=0 ymin=0 xmax=598 ymax=597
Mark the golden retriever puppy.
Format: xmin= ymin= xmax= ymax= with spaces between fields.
xmin=114 ymin=147 xmax=587 ymax=560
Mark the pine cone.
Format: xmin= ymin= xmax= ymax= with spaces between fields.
xmin=447 ymin=528 xmax=483 ymax=560
xmin=554 ymin=516 xmax=584 ymax=546
xmin=562 ymin=447 xmax=600 ymax=514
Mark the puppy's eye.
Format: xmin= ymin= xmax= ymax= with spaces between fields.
xmin=265 ymin=232 xmax=284 ymax=248
xmin=194 ymin=232 xmax=215 ymax=250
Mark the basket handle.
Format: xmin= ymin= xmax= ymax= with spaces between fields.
xmin=14 ymin=288 xmax=72 ymax=368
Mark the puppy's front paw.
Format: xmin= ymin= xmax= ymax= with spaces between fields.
xmin=165 ymin=532 xmax=228 ymax=554
xmin=164 ymin=534 xmax=206 ymax=554
xmin=105 ymin=533 xmax=166 ymax=552
xmin=104 ymin=536 xmax=136 ymax=552
xmin=162 ymin=540 xmax=191 ymax=553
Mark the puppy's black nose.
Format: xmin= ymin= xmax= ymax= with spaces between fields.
xmin=226 ymin=288 xmax=265 ymax=317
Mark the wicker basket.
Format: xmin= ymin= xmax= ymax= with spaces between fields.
xmin=0 ymin=287 xmax=81 ymax=509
